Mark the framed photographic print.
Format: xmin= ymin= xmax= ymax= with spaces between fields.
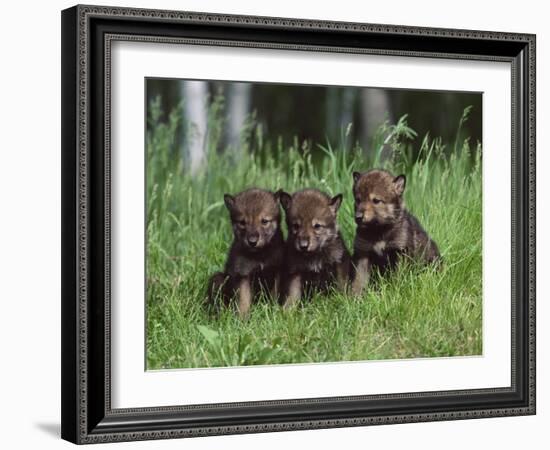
xmin=61 ymin=4 xmax=536 ymax=444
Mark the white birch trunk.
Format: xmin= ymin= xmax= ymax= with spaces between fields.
xmin=181 ymin=80 xmax=208 ymax=174
xmin=361 ymin=88 xmax=392 ymax=153
xmin=226 ymin=83 xmax=252 ymax=151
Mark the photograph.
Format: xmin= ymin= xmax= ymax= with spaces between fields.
xmin=58 ymin=4 xmax=536 ymax=444
xmin=145 ymin=78 xmax=483 ymax=370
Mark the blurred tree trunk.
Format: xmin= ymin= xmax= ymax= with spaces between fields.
xmin=325 ymin=87 xmax=339 ymax=142
xmin=361 ymin=88 xmax=392 ymax=154
xmin=226 ymin=83 xmax=252 ymax=152
xmin=340 ymin=87 xmax=356 ymax=148
xmin=181 ymin=80 xmax=208 ymax=174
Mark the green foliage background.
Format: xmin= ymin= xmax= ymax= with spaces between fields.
xmin=146 ymin=97 xmax=482 ymax=369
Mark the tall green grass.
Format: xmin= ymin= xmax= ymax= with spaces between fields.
xmin=146 ymin=96 xmax=482 ymax=369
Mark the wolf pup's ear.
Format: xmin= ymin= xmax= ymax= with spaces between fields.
xmin=278 ymin=191 xmax=292 ymax=211
xmin=329 ymin=194 xmax=343 ymax=214
xmin=353 ymin=171 xmax=361 ymax=184
xmin=393 ymin=175 xmax=406 ymax=196
xmin=223 ymin=194 xmax=236 ymax=212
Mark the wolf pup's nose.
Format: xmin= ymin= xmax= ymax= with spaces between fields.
xmin=247 ymin=235 xmax=258 ymax=247
xmin=299 ymin=240 xmax=309 ymax=251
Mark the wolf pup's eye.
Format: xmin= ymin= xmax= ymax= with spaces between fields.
xmin=261 ymin=218 xmax=270 ymax=225
xmin=292 ymin=223 xmax=299 ymax=232
xmin=313 ymin=223 xmax=323 ymax=230
xmin=238 ymin=219 xmax=246 ymax=228
xmin=372 ymin=198 xmax=383 ymax=205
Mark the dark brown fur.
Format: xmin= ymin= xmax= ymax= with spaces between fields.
xmin=207 ymin=188 xmax=284 ymax=317
xmin=279 ymin=189 xmax=351 ymax=308
xmin=351 ymin=169 xmax=440 ymax=295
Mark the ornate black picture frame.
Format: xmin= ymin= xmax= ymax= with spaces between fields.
xmin=61 ymin=4 xmax=536 ymax=444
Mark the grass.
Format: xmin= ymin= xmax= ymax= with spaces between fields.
xmin=146 ymin=96 xmax=482 ymax=370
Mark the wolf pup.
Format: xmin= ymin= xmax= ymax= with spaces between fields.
xmin=351 ymin=169 xmax=440 ymax=295
xmin=279 ymin=189 xmax=350 ymax=309
xmin=207 ymin=188 xmax=284 ymax=318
